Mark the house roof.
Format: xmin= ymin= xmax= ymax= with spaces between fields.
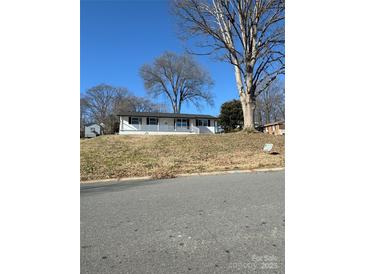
xmin=84 ymin=123 xmax=104 ymax=127
xmin=117 ymin=111 xmax=217 ymax=119
xmin=263 ymin=120 xmax=285 ymax=127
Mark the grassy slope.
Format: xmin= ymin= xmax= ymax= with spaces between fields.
xmin=80 ymin=133 xmax=285 ymax=181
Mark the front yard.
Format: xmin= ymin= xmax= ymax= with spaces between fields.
xmin=80 ymin=132 xmax=285 ymax=181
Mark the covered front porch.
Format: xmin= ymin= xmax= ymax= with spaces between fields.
xmin=119 ymin=114 xmax=217 ymax=135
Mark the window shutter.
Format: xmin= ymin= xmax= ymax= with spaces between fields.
xmin=147 ymin=117 xmax=149 ymax=125
xmin=208 ymin=120 xmax=211 ymax=127
xmin=187 ymin=119 xmax=190 ymax=129
xmin=196 ymin=119 xmax=199 ymax=126
xmin=129 ymin=117 xmax=131 ymax=124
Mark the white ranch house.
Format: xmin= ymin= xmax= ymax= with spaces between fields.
xmin=118 ymin=112 xmax=218 ymax=135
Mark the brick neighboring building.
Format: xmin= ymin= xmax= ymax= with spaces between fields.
xmin=263 ymin=121 xmax=285 ymax=135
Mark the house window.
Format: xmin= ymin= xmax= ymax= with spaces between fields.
xmin=90 ymin=127 xmax=95 ymax=131
xmin=196 ymin=119 xmax=209 ymax=126
xmin=176 ymin=118 xmax=188 ymax=127
xmin=147 ymin=117 xmax=158 ymax=125
xmin=130 ymin=117 xmax=142 ymax=125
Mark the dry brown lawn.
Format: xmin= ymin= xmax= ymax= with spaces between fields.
xmin=80 ymin=132 xmax=284 ymax=181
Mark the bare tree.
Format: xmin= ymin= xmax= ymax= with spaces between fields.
xmin=255 ymin=79 xmax=284 ymax=125
xmin=81 ymin=84 xmax=130 ymax=133
xmin=122 ymin=96 xmax=168 ymax=113
xmin=140 ymin=51 xmax=214 ymax=113
xmin=82 ymin=84 xmax=127 ymax=124
xmin=174 ymin=0 xmax=284 ymax=129
xmin=81 ymin=84 xmax=167 ymax=134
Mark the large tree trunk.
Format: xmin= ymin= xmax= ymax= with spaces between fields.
xmin=177 ymin=99 xmax=182 ymax=114
xmin=172 ymin=100 xmax=178 ymax=113
xmin=240 ymin=94 xmax=256 ymax=130
xmin=233 ymin=64 xmax=256 ymax=130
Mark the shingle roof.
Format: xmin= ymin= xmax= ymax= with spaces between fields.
xmin=117 ymin=111 xmax=217 ymax=119
xmin=263 ymin=120 xmax=285 ymax=127
xmin=84 ymin=123 xmax=99 ymax=127
xmin=84 ymin=123 xmax=104 ymax=127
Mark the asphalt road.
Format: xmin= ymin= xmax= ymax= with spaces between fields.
xmin=81 ymin=171 xmax=284 ymax=274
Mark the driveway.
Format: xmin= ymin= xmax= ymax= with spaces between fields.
xmin=81 ymin=171 xmax=284 ymax=273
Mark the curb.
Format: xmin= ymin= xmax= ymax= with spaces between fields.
xmin=176 ymin=167 xmax=284 ymax=177
xmin=80 ymin=167 xmax=284 ymax=185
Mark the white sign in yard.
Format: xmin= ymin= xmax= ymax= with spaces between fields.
xmin=263 ymin=143 xmax=273 ymax=153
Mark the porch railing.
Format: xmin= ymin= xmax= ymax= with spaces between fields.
xmin=125 ymin=124 xmax=201 ymax=133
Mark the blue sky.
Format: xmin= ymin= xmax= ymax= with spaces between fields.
xmin=81 ymin=0 xmax=239 ymax=116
